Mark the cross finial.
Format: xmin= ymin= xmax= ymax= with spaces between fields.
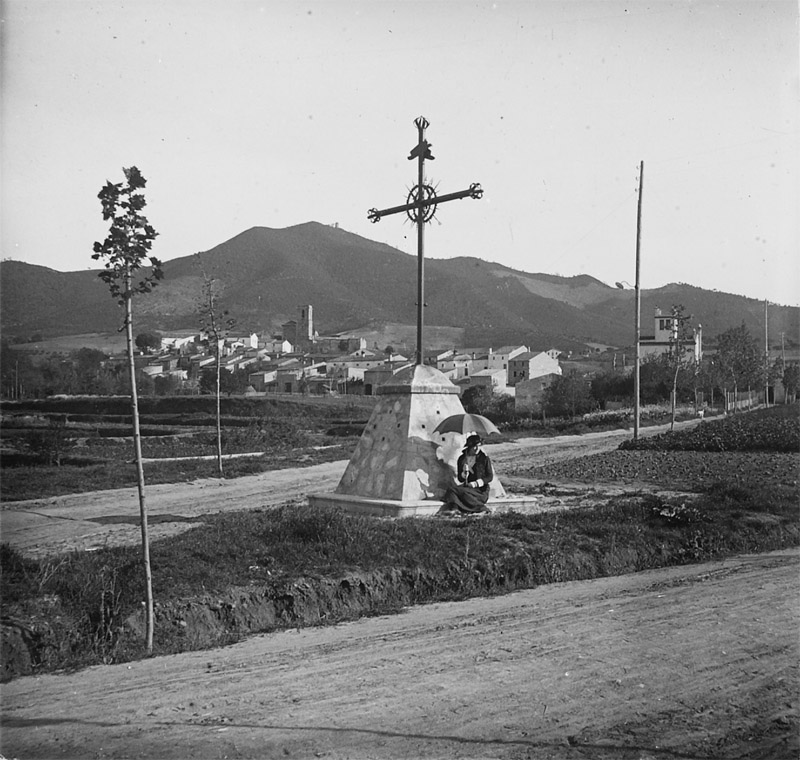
xmin=409 ymin=116 xmax=434 ymax=162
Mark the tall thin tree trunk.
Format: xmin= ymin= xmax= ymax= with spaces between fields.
xmin=125 ymin=265 xmax=154 ymax=653
xmin=670 ymin=366 xmax=679 ymax=431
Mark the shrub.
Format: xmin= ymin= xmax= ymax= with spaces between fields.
xmin=462 ymin=386 xmax=515 ymax=423
xmin=542 ymin=372 xmax=596 ymax=419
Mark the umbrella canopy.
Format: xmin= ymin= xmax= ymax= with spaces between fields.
xmin=433 ymin=413 xmax=501 ymax=437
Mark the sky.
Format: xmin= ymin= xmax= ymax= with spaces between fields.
xmin=2 ymin=0 xmax=799 ymax=307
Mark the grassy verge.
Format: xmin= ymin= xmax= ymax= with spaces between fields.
xmin=2 ymin=476 xmax=797 ymax=678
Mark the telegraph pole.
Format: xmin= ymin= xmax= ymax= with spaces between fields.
xmin=634 ymin=161 xmax=644 ymax=439
xmin=764 ymin=299 xmax=770 ymax=406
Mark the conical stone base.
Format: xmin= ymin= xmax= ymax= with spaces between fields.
xmin=309 ymin=364 xmax=511 ymax=517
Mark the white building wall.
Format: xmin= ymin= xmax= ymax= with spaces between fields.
xmin=487 ymin=346 xmax=528 ymax=373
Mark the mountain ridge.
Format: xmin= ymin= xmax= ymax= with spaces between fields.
xmin=2 ymin=221 xmax=797 ymax=351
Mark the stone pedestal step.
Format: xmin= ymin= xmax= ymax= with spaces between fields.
xmin=308 ymin=493 xmax=543 ymax=519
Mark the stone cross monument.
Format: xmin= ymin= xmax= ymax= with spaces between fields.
xmin=310 ymin=117 xmax=516 ymax=517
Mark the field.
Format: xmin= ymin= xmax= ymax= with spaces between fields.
xmin=0 ymin=394 xmax=376 ymax=501
xmin=1 ymin=404 xmax=797 ymax=673
xmin=1 ymin=404 xmax=798 ymax=759
xmin=8 ymin=332 xmax=131 ymax=357
xmin=0 ymin=393 xmax=704 ymax=502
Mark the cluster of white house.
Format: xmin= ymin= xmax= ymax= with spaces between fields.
xmin=140 ymin=304 xmax=702 ymax=411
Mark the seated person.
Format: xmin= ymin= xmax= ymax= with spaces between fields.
xmin=441 ymin=434 xmax=493 ymax=515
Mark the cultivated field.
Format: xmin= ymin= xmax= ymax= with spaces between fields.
xmin=0 ymin=394 xmax=376 ymax=501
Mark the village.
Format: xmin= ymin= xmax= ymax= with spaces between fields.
xmin=141 ymin=302 xmax=705 ymax=411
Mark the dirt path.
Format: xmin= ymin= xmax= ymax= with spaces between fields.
xmin=2 ymin=548 xmax=796 ymax=760
xmin=3 ymin=417 xmax=797 ymax=759
xmin=0 ymin=460 xmax=348 ymax=558
xmin=0 ymin=420 xmax=701 ymax=559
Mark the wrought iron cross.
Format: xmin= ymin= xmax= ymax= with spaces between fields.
xmin=368 ymin=116 xmax=483 ymax=365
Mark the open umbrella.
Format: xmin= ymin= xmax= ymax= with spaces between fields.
xmin=433 ymin=413 xmax=501 ymax=437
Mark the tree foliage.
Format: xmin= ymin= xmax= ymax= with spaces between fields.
xmin=461 ymin=384 xmax=515 ymax=423
xmin=92 ymin=166 xmax=162 ymax=308
xmin=542 ymin=371 xmax=596 ymax=418
xmin=695 ymin=355 xmax=724 ymax=406
xmin=135 ymin=332 xmax=162 ymax=353
xmin=199 ymin=367 xmax=249 ymax=396
xmin=590 ymin=370 xmax=633 ymax=407
xmin=638 ymin=355 xmax=696 ymax=405
xmin=781 ymin=362 xmax=799 ymax=399
xmin=715 ymin=323 xmax=762 ymax=392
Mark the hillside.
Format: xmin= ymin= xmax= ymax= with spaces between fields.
xmin=2 ymin=221 xmax=797 ymax=350
xmin=0 ymin=261 xmax=122 ymax=335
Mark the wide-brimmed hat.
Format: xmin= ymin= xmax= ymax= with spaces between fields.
xmin=464 ymin=433 xmax=483 ymax=449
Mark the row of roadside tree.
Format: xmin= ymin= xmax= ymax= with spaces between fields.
xmin=462 ymin=318 xmax=798 ymax=423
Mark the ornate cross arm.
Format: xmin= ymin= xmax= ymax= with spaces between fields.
xmin=367 ymin=116 xmax=482 ymax=364
xmin=368 ymin=183 xmax=483 ymax=223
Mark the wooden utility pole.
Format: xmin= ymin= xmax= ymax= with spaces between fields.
xmin=764 ymin=299 xmax=769 ymax=406
xmin=781 ymin=331 xmax=786 ymax=369
xmin=368 ymin=117 xmax=483 ymax=365
xmin=634 ymin=160 xmax=644 ymax=440
xmin=781 ymin=330 xmax=786 ymax=403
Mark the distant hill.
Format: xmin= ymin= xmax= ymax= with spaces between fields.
xmin=0 ymin=261 xmax=121 ymax=336
xmin=2 ymin=221 xmax=798 ymax=352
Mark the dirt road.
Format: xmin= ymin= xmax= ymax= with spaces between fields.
xmin=2 ymin=548 xmax=796 ymax=760
xmin=3 ymin=418 xmax=798 ymax=759
xmin=1 ymin=421 xmax=701 ymax=559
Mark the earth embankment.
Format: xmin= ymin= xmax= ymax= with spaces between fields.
xmin=2 ymin=548 xmax=796 ymax=760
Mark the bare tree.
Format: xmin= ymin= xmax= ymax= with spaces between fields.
xmin=92 ymin=166 xmax=162 ymax=653
xmin=716 ymin=323 xmax=762 ymax=411
xmin=665 ymin=304 xmax=695 ymax=431
xmin=196 ymin=257 xmax=236 ymax=476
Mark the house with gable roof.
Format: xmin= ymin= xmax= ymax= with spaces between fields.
xmin=487 ymin=345 xmax=529 ymax=378
xmin=461 ymin=368 xmax=509 ymax=393
xmin=507 ymin=351 xmax=562 ymax=386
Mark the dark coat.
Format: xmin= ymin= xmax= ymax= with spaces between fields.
xmin=442 ymin=449 xmax=494 ymax=514
xmin=456 ymin=450 xmax=494 ymax=494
